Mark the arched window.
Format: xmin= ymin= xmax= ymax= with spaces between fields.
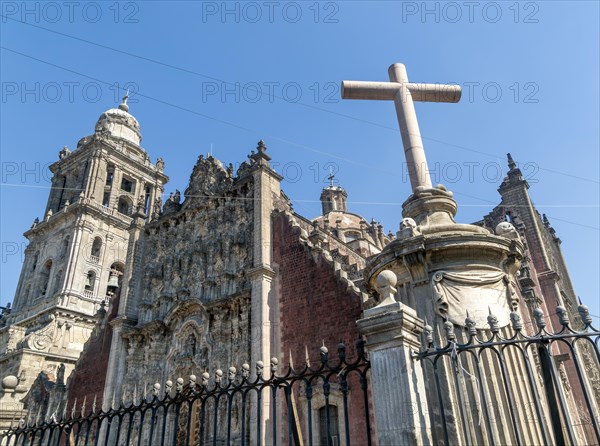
xmin=91 ymin=237 xmax=102 ymax=260
xmin=39 ymin=260 xmax=52 ymax=297
xmin=85 ymin=271 xmax=96 ymax=292
xmin=117 ymin=196 xmax=132 ymax=216
xmin=319 ymin=405 xmax=339 ymax=446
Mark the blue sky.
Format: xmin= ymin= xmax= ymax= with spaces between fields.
xmin=1 ymin=1 xmax=598 ymax=317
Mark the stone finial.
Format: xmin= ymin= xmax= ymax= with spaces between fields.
xmin=495 ymin=221 xmax=520 ymax=240
xmin=45 ymin=209 xmax=53 ymax=221
xmin=256 ymin=361 xmax=264 ymax=377
xmin=152 ymin=383 xmax=161 ymax=396
xmin=215 ymin=369 xmax=223 ymax=384
xmin=374 ymin=269 xmax=398 ymax=307
xmin=59 ymin=146 xmax=71 ymax=159
xmin=507 ymin=153 xmax=516 ymax=170
xmin=165 ymin=380 xmax=173 ymax=394
xmin=1 ymin=375 xmax=18 ymax=390
xmin=249 ymin=139 xmax=272 ymax=165
xmin=118 ymin=93 xmax=129 ymax=112
xmin=156 ymin=157 xmax=165 ymax=172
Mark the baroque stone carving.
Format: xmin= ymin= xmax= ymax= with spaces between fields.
xmin=495 ymin=221 xmax=520 ymax=240
xmin=431 ymin=270 xmax=515 ymax=328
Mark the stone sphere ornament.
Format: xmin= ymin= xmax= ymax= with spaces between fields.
xmin=376 ymin=269 xmax=397 ymax=291
xmin=2 ymin=375 xmax=18 ymax=389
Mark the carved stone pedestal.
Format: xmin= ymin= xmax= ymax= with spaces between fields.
xmin=364 ymin=185 xmax=523 ymax=330
xmin=357 ymin=301 xmax=431 ymax=446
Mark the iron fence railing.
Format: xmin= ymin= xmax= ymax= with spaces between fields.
xmin=416 ymin=303 xmax=600 ymax=446
xmin=1 ymin=339 xmax=372 ymax=446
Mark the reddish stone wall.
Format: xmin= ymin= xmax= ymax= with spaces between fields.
xmin=272 ymin=213 xmax=374 ymax=445
xmin=65 ymin=294 xmax=119 ymax=411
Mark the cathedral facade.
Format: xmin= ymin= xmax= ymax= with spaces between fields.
xmin=1 ymin=98 xmax=596 ymax=443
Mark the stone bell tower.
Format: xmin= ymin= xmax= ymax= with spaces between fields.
xmin=0 ymin=96 xmax=168 ymax=427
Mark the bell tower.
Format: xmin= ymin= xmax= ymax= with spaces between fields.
xmin=320 ymin=170 xmax=348 ymax=214
xmin=0 ymin=96 xmax=168 ymax=426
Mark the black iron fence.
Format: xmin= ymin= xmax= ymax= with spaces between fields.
xmin=1 ymin=340 xmax=372 ymax=446
xmin=416 ymin=303 xmax=600 ymax=446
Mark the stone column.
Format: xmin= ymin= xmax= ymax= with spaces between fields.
xmin=357 ymin=271 xmax=432 ymax=446
xmin=248 ymin=141 xmax=283 ymax=445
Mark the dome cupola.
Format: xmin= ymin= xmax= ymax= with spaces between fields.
xmin=95 ymin=94 xmax=142 ymax=146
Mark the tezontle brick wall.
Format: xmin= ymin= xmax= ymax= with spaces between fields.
xmin=272 ymin=213 xmax=373 ymax=445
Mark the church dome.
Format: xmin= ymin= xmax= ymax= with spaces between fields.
xmin=95 ymin=95 xmax=142 ymax=146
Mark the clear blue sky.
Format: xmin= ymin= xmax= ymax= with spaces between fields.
xmin=1 ymin=1 xmax=598 ymax=318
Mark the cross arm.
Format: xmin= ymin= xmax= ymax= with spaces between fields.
xmin=341 ymin=80 xmax=461 ymax=103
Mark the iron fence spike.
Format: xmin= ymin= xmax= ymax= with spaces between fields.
xmin=556 ymin=305 xmax=570 ymax=326
xmin=510 ymin=311 xmax=523 ymax=331
xmin=577 ymin=302 xmax=593 ymax=326
xmin=152 ymin=382 xmax=161 ymax=397
xmin=533 ymin=307 xmax=546 ymax=330
xmin=241 ymin=363 xmax=250 ymax=380
xmin=487 ymin=309 xmax=499 ymax=333
xmin=443 ymin=319 xmax=456 ymax=341
xmin=201 ymin=372 xmax=210 ymax=387
xmin=338 ymin=339 xmax=346 ymax=361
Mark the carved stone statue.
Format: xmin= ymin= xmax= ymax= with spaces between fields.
xmin=56 ymin=363 xmax=65 ymax=385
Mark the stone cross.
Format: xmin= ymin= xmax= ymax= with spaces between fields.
xmin=342 ymin=63 xmax=461 ymax=191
